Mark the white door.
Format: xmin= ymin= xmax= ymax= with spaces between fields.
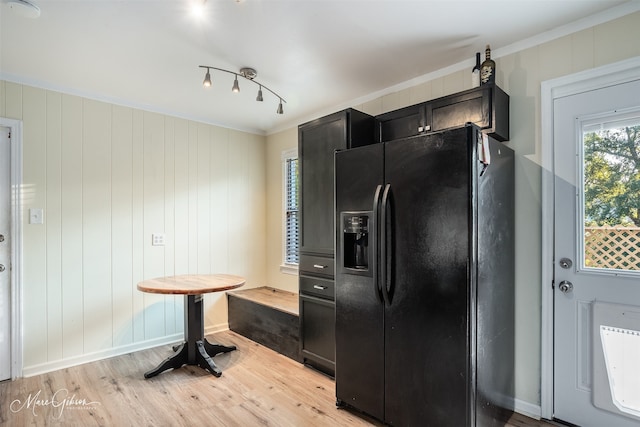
xmin=0 ymin=126 xmax=11 ymax=381
xmin=553 ymin=79 xmax=640 ymax=426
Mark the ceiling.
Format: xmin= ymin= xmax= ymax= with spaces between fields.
xmin=0 ymin=0 xmax=637 ymax=135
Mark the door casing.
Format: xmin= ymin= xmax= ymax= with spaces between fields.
xmin=540 ymin=56 xmax=640 ymax=420
xmin=0 ymin=117 xmax=23 ymax=380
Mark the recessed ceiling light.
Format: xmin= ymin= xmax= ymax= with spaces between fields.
xmin=190 ymin=0 xmax=206 ymax=18
xmin=6 ymin=0 xmax=41 ymax=19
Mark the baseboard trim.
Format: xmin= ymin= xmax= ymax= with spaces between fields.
xmin=21 ymin=333 xmax=184 ymax=377
xmin=514 ymin=398 xmax=543 ymax=420
xmin=205 ymin=322 xmax=230 ymax=336
xmin=22 ymin=323 xmax=234 ymax=378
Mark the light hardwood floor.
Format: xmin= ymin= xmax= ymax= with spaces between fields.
xmin=0 ymin=330 xmax=556 ymax=426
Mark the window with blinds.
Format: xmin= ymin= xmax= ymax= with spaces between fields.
xmin=284 ymin=154 xmax=299 ymax=265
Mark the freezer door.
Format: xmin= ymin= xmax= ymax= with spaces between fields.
xmin=335 ymin=143 xmax=385 ymax=420
xmin=383 ymin=127 xmax=473 ymax=426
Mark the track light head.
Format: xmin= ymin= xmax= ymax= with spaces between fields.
xmin=203 ymin=68 xmax=212 ymax=87
xmin=277 ymin=99 xmax=284 ymax=115
xmin=256 ymin=86 xmax=264 ymax=102
xmin=232 ymin=75 xmax=240 ymax=93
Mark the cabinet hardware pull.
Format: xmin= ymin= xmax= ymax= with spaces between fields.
xmin=313 ymin=285 xmax=327 ymax=290
xmin=313 ymin=264 xmax=327 ymax=269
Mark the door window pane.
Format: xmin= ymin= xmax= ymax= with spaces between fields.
xmin=581 ymin=114 xmax=640 ymax=272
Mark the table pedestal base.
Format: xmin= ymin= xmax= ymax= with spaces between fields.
xmin=144 ymin=339 xmax=236 ymax=378
xmin=143 ymin=294 xmax=237 ymax=378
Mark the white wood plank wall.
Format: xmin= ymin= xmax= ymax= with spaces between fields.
xmin=0 ymin=81 xmax=266 ymax=376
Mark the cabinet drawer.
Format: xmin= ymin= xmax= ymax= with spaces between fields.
xmin=300 ymin=275 xmax=335 ymax=300
xmin=299 ymin=254 xmax=335 ymax=277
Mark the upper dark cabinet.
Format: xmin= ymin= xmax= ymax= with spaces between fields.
xmin=298 ymin=109 xmax=375 ymax=256
xmin=376 ymin=103 xmax=426 ymax=142
xmin=376 ymin=84 xmax=509 ymax=143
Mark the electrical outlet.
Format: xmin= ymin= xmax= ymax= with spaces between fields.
xmin=152 ymin=233 xmax=165 ymax=246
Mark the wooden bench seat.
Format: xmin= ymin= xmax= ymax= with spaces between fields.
xmin=227 ymin=287 xmax=301 ymax=362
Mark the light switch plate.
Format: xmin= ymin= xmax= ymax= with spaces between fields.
xmin=152 ymin=233 xmax=165 ymax=246
xmin=29 ymin=208 xmax=44 ymax=224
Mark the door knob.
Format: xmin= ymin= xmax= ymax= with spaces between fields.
xmin=0 ymin=234 xmax=4 ymax=242
xmin=0 ymin=264 xmax=5 ymax=272
xmin=558 ymin=280 xmax=573 ymax=293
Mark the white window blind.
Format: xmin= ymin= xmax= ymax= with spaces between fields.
xmin=284 ymin=155 xmax=299 ymax=265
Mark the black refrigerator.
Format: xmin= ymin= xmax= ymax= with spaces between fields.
xmin=334 ymin=125 xmax=514 ymax=426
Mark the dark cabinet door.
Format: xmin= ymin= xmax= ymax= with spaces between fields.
xmin=300 ymin=294 xmax=335 ymax=376
xmin=428 ymin=87 xmax=490 ymax=133
xmin=427 ymin=84 xmax=509 ymax=141
xmin=299 ymin=109 xmax=375 ymax=256
xmin=299 ymin=112 xmax=347 ymax=256
xmin=376 ymin=103 xmax=426 ymax=143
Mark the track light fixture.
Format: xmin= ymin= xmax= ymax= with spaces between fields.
xmin=199 ymin=66 xmax=286 ymax=115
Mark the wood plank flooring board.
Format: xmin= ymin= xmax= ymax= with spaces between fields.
xmin=0 ymin=331 xmax=554 ymax=427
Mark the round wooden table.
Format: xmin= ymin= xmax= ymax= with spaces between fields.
xmin=137 ymin=274 xmax=245 ymax=378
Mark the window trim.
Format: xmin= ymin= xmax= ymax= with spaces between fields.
xmin=280 ymin=148 xmax=299 ymax=275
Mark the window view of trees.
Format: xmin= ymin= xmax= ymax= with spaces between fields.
xmin=583 ymin=122 xmax=639 ymax=271
xmin=584 ymin=124 xmax=639 ymax=227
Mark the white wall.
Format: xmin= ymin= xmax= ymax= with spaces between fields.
xmin=264 ymin=10 xmax=640 ymax=413
xmin=0 ymin=81 xmax=267 ymax=375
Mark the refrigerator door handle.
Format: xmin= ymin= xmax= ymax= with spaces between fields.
xmin=372 ymin=184 xmax=383 ymax=303
xmin=380 ymin=183 xmax=392 ymax=306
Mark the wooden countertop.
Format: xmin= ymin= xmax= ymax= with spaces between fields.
xmin=137 ymin=274 xmax=245 ymax=295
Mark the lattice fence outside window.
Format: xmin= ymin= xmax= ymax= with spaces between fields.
xmin=585 ymin=227 xmax=640 ymax=271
